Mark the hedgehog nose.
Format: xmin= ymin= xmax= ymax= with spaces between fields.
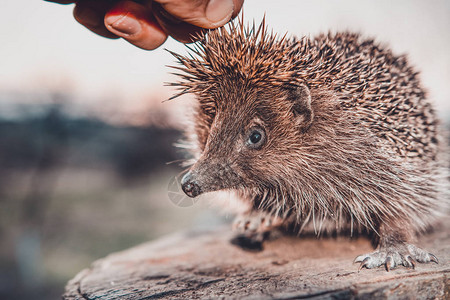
xmin=181 ymin=172 xmax=201 ymax=198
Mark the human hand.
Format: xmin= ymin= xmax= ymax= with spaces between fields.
xmin=46 ymin=0 xmax=244 ymax=50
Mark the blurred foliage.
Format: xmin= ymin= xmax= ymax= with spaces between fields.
xmin=0 ymin=100 xmax=218 ymax=300
xmin=0 ymin=103 xmax=182 ymax=178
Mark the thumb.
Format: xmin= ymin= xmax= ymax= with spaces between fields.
xmin=153 ymin=0 xmax=240 ymax=29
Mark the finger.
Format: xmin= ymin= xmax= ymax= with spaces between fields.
xmin=74 ymin=0 xmax=119 ymax=39
xmin=105 ymin=1 xmax=168 ymax=50
xmin=152 ymin=1 xmax=206 ymax=43
xmin=44 ymin=0 xmax=75 ymax=4
xmin=230 ymin=0 xmax=244 ymax=18
xmin=154 ymin=0 xmax=244 ymax=29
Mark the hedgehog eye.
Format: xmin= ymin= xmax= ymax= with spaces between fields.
xmin=249 ymin=131 xmax=262 ymax=144
xmin=246 ymin=128 xmax=265 ymax=149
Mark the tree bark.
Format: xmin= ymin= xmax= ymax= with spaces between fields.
xmin=63 ymin=219 xmax=450 ymax=299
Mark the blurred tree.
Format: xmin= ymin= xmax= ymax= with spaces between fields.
xmin=17 ymin=94 xmax=69 ymax=290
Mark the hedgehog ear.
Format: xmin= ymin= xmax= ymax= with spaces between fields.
xmin=286 ymin=84 xmax=314 ymax=132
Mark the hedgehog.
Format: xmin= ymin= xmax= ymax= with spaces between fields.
xmin=168 ymin=18 xmax=448 ymax=271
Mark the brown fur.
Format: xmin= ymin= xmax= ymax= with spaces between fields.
xmin=169 ymin=18 xmax=448 ymax=249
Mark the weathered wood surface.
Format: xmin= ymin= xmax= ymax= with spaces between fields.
xmin=64 ymin=219 xmax=450 ymax=299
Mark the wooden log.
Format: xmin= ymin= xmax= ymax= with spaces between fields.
xmin=63 ymin=219 xmax=450 ymax=299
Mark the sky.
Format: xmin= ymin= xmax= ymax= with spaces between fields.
xmin=0 ymin=0 xmax=449 ymax=122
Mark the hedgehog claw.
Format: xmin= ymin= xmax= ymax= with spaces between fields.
xmin=233 ymin=211 xmax=282 ymax=235
xmin=354 ymin=255 xmax=365 ymax=263
xmin=404 ymin=255 xmax=416 ymax=269
xmin=355 ymin=244 xmax=437 ymax=271
xmin=429 ymin=254 xmax=439 ymax=264
xmin=385 ymin=256 xmax=393 ymax=272
xmin=358 ymin=257 xmax=371 ymax=271
xmin=406 ymin=244 xmax=439 ymax=264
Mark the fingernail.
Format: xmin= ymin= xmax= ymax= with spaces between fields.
xmin=206 ymin=0 xmax=234 ymax=26
xmin=76 ymin=6 xmax=102 ymax=27
xmin=105 ymin=13 xmax=141 ymax=36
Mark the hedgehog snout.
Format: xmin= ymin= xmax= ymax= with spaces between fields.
xmin=180 ymin=155 xmax=243 ymax=198
xmin=181 ymin=172 xmax=202 ymax=198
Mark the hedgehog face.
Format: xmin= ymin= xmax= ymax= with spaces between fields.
xmin=181 ymin=83 xmax=314 ymax=198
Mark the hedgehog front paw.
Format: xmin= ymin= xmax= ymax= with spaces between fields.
xmin=232 ymin=211 xmax=282 ymax=234
xmin=231 ymin=212 xmax=283 ymax=252
xmin=355 ymin=244 xmax=438 ymax=271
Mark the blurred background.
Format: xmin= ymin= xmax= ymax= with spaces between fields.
xmin=0 ymin=0 xmax=449 ymax=299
